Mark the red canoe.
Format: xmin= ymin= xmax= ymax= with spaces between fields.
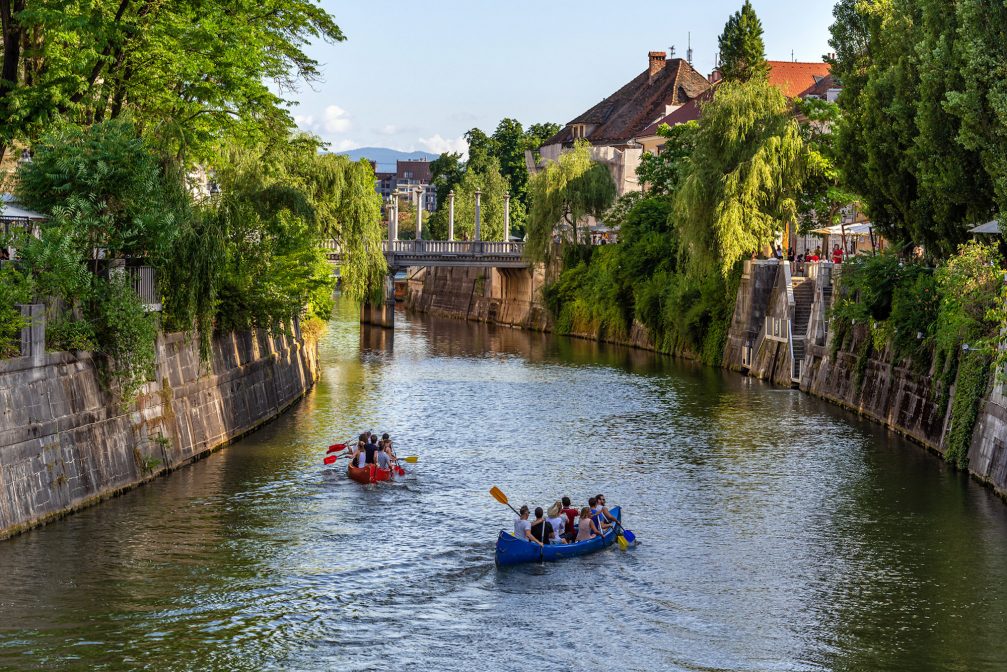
xmin=347 ymin=462 xmax=393 ymax=484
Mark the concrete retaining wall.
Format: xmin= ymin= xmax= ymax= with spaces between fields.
xmin=0 ymin=324 xmax=318 ymax=539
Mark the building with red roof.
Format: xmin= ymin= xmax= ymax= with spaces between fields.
xmin=634 ymin=61 xmax=836 ymax=156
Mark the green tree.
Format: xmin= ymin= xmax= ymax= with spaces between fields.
xmin=464 ymin=127 xmax=497 ymax=175
xmin=13 ymin=120 xmax=181 ymax=400
xmin=828 ymin=0 xmax=994 ymax=256
xmin=0 ymin=0 xmax=344 ymax=164
xmin=796 ymin=98 xmax=860 ymax=232
xmin=717 ymin=1 xmax=770 ymax=83
xmin=675 ymin=79 xmax=805 ymax=276
xmin=526 ymin=141 xmax=616 ymax=262
xmin=15 ymin=119 xmax=188 ymax=273
xmin=946 ymin=0 xmax=1007 ymax=223
xmin=448 ymin=158 xmax=518 ymax=242
xmin=636 ymin=121 xmax=698 ymax=196
xmin=429 ymin=151 xmax=464 ymax=209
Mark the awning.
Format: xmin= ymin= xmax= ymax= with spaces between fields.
xmin=969 ymin=220 xmax=1000 ymax=234
xmin=809 ymin=222 xmax=874 ymax=236
xmin=1 ymin=194 xmax=46 ymax=221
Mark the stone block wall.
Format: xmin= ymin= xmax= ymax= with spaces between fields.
xmin=406 ymin=265 xmax=552 ymax=331
xmin=0 ymin=325 xmax=318 ymax=539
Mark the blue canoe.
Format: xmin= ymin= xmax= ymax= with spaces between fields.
xmin=495 ymin=506 xmax=622 ymax=566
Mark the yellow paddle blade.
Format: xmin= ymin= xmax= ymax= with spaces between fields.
xmin=617 ymin=534 xmax=629 ymax=551
xmin=489 ymin=486 xmax=509 ymax=506
xmin=400 ymin=456 xmax=418 ymax=463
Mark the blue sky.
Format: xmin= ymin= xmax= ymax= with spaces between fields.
xmin=290 ymin=1 xmax=838 ymax=155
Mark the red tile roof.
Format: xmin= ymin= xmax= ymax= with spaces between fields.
xmin=636 ymin=62 xmax=834 ymax=139
xmin=546 ymin=56 xmax=711 ymax=147
xmin=637 ymin=89 xmax=713 ymax=138
xmin=766 ymin=61 xmax=831 ymax=98
xmin=797 ymin=73 xmax=837 ymax=99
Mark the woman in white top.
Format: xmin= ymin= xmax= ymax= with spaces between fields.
xmin=546 ymin=501 xmax=567 ymax=544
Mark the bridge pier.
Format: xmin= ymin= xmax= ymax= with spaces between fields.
xmin=360 ymin=272 xmax=396 ymax=328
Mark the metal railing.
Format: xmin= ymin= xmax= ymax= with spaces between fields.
xmin=324 ymin=240 xmax=525 ymax=256
xmin=126 ymin=266 xmax=161 ymax=312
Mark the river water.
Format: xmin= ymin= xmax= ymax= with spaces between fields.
xmin=2 ymin=297 xmax=1007 ymax=671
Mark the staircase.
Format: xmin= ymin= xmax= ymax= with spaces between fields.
xmin=790 ymin=277 xmax=815 ymax=382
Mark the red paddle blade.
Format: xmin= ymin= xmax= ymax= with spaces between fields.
xmin=323 ymin=455 xmax=338 ymax=465
xmin=395 ymin=465 xmax=405 ymax=476
xmin=327 ymin=443 xmax=346 ymax=453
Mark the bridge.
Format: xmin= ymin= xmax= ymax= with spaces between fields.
xmin=324 ymin=240 xmax=528 ymax=269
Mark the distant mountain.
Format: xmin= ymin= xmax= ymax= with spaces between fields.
xmin=336 ymin=147 xmax=439 ymax=172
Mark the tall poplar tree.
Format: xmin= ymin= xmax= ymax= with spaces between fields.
xmin=717 ymin=1 xmax=770 ymax=83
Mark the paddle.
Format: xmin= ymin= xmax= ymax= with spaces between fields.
xmin=489 ymin=486 xmax=520 ymax=516
xmin=326 ymin=443 xmax=346 ymax=454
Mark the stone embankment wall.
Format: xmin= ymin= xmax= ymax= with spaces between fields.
xmin=406 ymin=266 xmax=552 ymax=331
xmin=0 ymin=324 xmax=318 ymax=539
xmin=733 ymin=259 xmax=1007 ymax=499
xmin=406 ymin=266 xmax=660 ymax=352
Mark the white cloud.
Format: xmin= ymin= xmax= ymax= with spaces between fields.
xmin=293 ymin=114 xmax=315 ymax=129
xmin=323 ymin=105 xmax=352 ymax=134
xmin=417 ymin=134 xmax=468 ymax=157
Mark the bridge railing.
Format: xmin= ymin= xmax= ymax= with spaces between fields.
xmin=323 ymin=240 xmax=525 ymax=256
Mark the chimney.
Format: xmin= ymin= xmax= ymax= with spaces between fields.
xmin=648 ymin=51 xmax=667 ymax=81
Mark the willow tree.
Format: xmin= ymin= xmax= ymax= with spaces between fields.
xmin=675 ymin=80 xmax=805 ymax=277
xmin=163 ymin=136 xmax=385 ymax=346
xmin=526 ymin=141 xmax=616 ymax=262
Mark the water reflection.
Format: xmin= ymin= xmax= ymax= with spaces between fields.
xmin=0 ymin=297 xmax=1006 ymax=671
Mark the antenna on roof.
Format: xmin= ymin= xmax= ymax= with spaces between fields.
xmin=687 ymin=33 xmax=693 ymax=65
xmin=669 ymin=45 xmax=676 ymax=59
xmin=792 ymin=49 xmax=795 ymax=62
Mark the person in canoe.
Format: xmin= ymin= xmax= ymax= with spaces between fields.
xmin=380 ymin=433 xmax=397 ymax=464
xmin=350 ymin=433 xmax=381 ymax=468
xmin=349 ymin=433 xmax=367 ymax=466
xmin=546 ymin=502 xmax=567 ymax=544
xmin=575 ymin=506 xmax=603 ymax=542
xmin=595 ymin=494 xmax=618 ymax=527
xmin=529 ymin=507 xmax=554 ymax=545
xmin=588 ymin=499 xmax=608 ymax=535
xmin=514 ymin=505 xmax=541 ymax=546
xmin=561 ymin=496 xmax=579 ymax=542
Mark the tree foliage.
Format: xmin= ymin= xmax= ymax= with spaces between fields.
xmin=526 ymin=141 xmax=617 ymax=262
xmin=0 ymin=0 xmax=344 ymax=163
xmin=675 ymin=80 xmax=805 ymax=276
xmin=636 ymin=121 xmax=698 ymax=196
xmin=717 ymin=1 xmax=770 ymax=83
xmin=443 ymin=157 xmax=517 ymax=242
xmin=828 ymin=0 xmax=995 ymax=256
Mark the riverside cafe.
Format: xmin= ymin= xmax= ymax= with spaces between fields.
xmin=0 ymin=194 xmax=45 ymax=263
xmin=808 ymin=222 xmax=881 ymax=259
